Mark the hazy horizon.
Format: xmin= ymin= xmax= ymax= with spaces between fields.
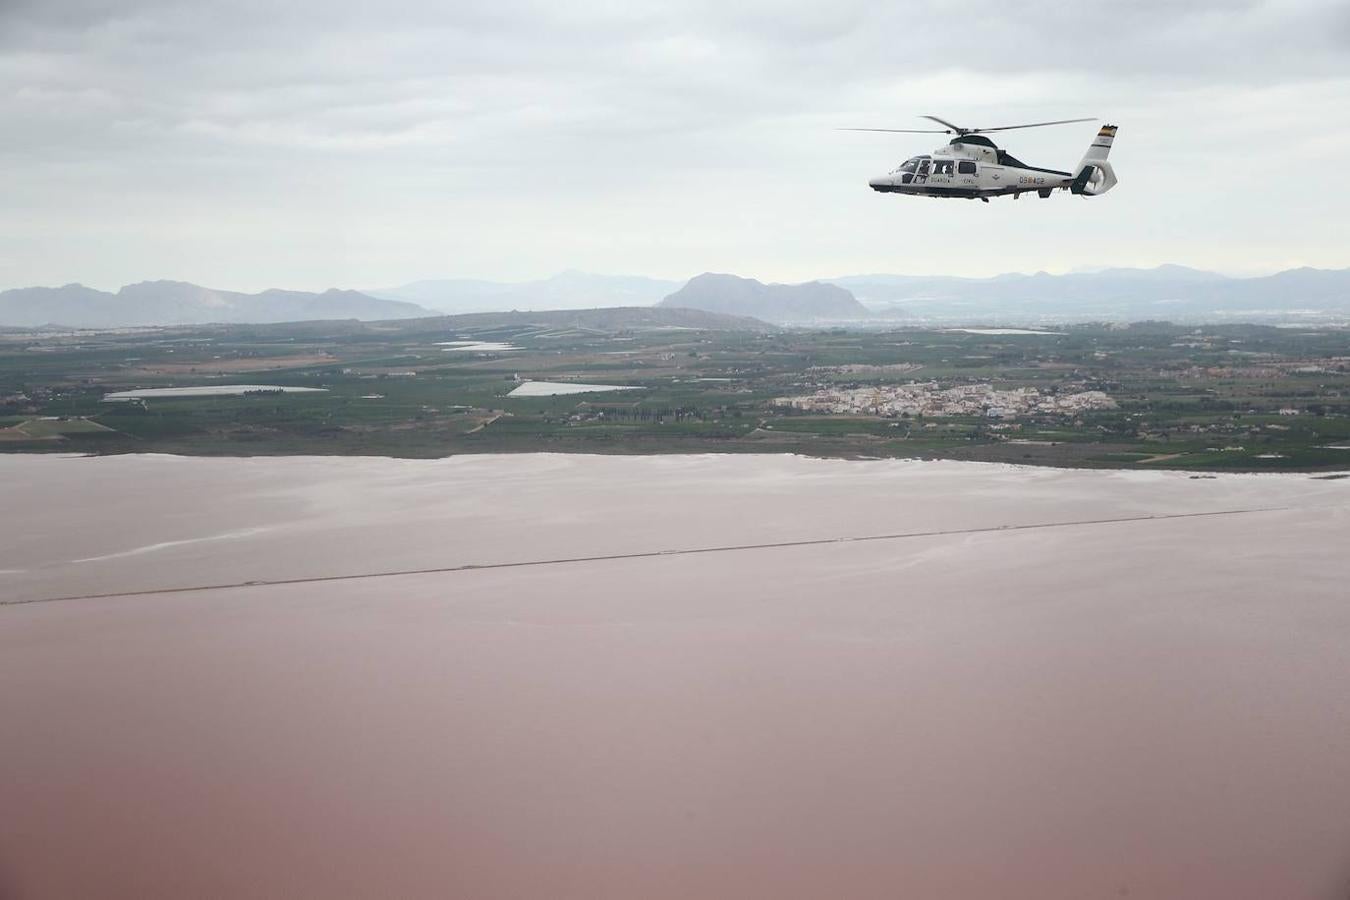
xmin=7 ymin=260 xmax=1347 ymax=298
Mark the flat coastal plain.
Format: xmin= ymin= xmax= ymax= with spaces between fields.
xmin=2 ymin=453 xmax=1349 ymax=899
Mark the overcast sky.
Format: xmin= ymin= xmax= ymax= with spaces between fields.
xmin=2 ymin=0 xmax=1348 ymax=292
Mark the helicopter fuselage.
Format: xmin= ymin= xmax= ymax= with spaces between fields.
xmin=868 ymin=135 xmax=1074 ymax=200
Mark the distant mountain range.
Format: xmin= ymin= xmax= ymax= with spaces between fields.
xmin=380 ymin=265 xmax=1350 ymax=325
xmin=0 ymin=281 xmax=430 ymax=328
xmin=416 ymin=306 xmax=778 ymax=333
xmin=371 ymin=271 xmax=680 ymax=314
xmin=5 ymin=265 xmax=1349 ymax=329
xmin=829 ymin=265 xmax=1350 ymax=322
xmin=658 ymin=273 xmax=869 ymax=324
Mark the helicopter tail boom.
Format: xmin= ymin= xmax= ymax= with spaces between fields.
xmin=1071 ymin=125 xmax=1118 ymax=196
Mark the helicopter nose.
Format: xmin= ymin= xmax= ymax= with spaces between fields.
xmin=869 ymin=175 xmax=895 ymax=192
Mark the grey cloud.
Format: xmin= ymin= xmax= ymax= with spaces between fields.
xmin=1 ymin=0 xmax=1348 ymax=290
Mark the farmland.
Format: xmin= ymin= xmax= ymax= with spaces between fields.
xmin=3 ymin=312 xmax=1349 ymax=471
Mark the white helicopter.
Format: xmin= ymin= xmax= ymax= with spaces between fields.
xmin=846 ymin=116 xmax=1118 ymax=202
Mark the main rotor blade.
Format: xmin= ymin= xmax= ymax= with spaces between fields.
xmin=921 ymin=115 xmax=965 ymax=133
xmin=838 ymin=127 xmax=950 ymax=134
xmin=971 ymin=117 xmax=1096 ymax=133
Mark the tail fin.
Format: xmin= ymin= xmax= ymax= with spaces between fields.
xmin=1071 ymin=124 xmax=1118 ymax=195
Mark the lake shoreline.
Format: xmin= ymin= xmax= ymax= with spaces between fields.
xmin=4 ymin=442 xmax=1347 ymax=475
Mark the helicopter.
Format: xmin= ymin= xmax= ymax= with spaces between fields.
xmin=845 ymin=116 xmax=1118 ymax=202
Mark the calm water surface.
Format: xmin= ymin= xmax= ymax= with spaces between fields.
xmin=2 ymin=454 xmax=1348 ymax=899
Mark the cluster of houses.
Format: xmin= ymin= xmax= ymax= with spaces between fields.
xmin=774 ymin=382 xmax=1117 ymax=419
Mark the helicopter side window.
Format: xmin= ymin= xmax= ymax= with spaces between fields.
xmin=958 ymin=161 xmax=977 ymax=175
xmin=933 ymin=160 xmax=953 ymax=176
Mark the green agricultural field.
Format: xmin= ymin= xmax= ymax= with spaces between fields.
xmin=2 ymin=314 xmax=1348 ymax=471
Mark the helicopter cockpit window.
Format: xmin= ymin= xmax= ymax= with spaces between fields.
xmin=896 ymin=157 xmax=923 ymax=173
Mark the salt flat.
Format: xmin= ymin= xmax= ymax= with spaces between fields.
xmin=101 ymin=384 xmax=328 ymax=400
xmin=508 ymin=380 xmax=645 ymax=396
xmin=944 ymin=327 xmax=1066 ymax=335
xmin=1 ymin=454 xmax=1348 ymax=899
xmin=436 ymin=340 xmax=522 ymax=352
